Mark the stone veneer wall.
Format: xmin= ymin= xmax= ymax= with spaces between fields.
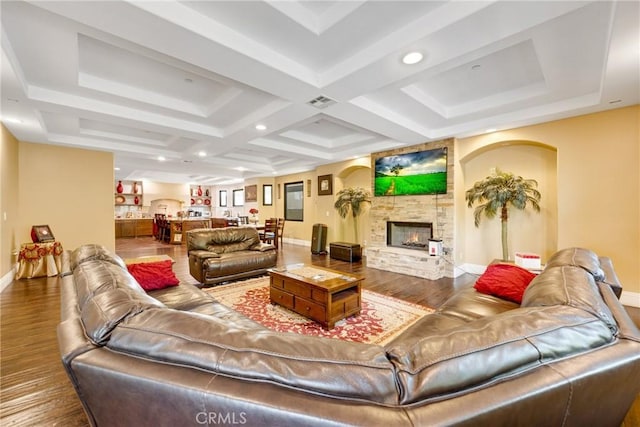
xmin=367 ymin=138 xmax=455 ymax=278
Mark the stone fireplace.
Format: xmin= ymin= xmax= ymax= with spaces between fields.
xmin=366 ymin=138 xmax=455 ymax=279
xmin=386 ymin=221 xmax=433 ymax=250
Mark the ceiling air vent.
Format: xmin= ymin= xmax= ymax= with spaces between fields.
xmin=307 ymin=95 xmax=336 ymax=109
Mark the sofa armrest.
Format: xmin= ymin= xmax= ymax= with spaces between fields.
xmin=249 ymin=243 xmax=276 ymax=252
xmin=189 ymin=250 xmax=221 ymax=259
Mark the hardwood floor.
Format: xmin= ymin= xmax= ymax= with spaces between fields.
xmin=1 ymin=237 xmax=639 ymax=426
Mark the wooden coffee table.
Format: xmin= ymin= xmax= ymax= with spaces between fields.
xmin=268 ymin=265 xmax=363 ymax=329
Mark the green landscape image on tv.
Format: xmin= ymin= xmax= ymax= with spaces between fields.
xmin=374 ymin=147 xmax=448 ymax=196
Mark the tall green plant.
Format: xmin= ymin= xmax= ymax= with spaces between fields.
xmin=465 ymin=169 xmax=541 ymax=260
xmin=334 ymin=187 xmax=371 ymax=243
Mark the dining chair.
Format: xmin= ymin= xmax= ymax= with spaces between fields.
xmin=154 ymin=214 xmax=167 ymax=241
xmin=158 ymin=218 xmax=170 ymax=243
xmin=238 ymin=216 xmax=249 ymax=225
xmin=260 ymin=218 xmax=278 ymax=248
xmin=276 ymin=218 xmax=285 ymax=248
xmin=226 ymin=218 xmax=239 ymax=227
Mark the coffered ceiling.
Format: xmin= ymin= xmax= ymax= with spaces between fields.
xmin=2 ymin=1 xmax=638 ymax=184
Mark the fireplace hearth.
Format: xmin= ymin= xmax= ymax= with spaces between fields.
xmin=386 ymin=221 xmax=433 ymax=251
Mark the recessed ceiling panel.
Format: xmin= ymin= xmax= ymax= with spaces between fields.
xmin=78 ymin=34 xmax=227 ymax=112
xmin=413 ymin=40 xmax=545 ymax=108
xmin=1 ymin=0 xmax=637 ymax=184
xmin=182 ymin=0 xmax=442 ymax=72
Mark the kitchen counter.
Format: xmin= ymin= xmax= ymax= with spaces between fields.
xmin=115 ymin=218 xmax=153 ymax=238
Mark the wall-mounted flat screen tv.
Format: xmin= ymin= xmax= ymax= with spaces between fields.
xmin=374 ymin=147 xmax=448 ymax=196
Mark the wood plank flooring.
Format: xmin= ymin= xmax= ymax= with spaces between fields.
xmin=1 ymin=237 xmax=639 ymax=426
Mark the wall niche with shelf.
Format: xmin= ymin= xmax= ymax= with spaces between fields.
xmin=115 ymin=180 xmax=143 ymax=206
xmin=188 ymin=185 xmax=212 ymax=210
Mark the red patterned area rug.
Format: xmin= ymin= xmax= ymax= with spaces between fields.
xmin=204 ymin=276 xmax=433 ymax=346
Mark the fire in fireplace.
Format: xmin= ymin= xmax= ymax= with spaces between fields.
xmin=386 ymin=221 xmax=433 ymax=251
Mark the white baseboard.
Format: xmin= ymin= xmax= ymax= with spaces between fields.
xmin=0 ymin=267 xmax=16 ymax=293
xmin=457 ymin=263 xmax=486 ymax=276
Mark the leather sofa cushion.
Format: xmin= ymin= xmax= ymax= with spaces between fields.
xmin=108 ymin=308 xmax=399 ymax=404
xmin=148 ymin=285 xmax=262 ymax=328
xmin=202 ymin=251 xmax=276 ymax=277
xmin=437 ymin=287 xmax=519 ymax=322
xmin=81 ymin=287 xmax=163 ymax=345
xmin=386 ymin=289 xmax=518 ymax=350
xmin=147 ymin=283 xmax=217 ymax=311
xmin=74 ymin=260 xmax=148 ymax=310
xmin=188 ymin=227 xmax=261 ymax=253
xmin=73 ymin=259 xmax=164 ymax=345
xmin=545 ymin=247 xmax=605 ymax=280
xmin=522 ymin=265 xmax=616 ymax=331
xmin=386 ymin=305 xmax=615 ymax=404
xmin=597 ymin=257 xmax=623 ymax=298
xmin=69 ymin=243 xmax=127 ymax=271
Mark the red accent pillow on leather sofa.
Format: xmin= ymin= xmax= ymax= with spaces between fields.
xmin=474 ymin=263 xmax=537 ymax=304
xmin=127 ymin=260 xmax=180 ymax=291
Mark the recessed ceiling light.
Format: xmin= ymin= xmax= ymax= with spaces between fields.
xmin=471 ymin=64 xmax=482 ymax=71
xmin=184 ymin=78 xmax=193 ymax=83
xmin=609 ymin=99 xmax=622 ymax=104
xmin=157 ymin=156 xmax=166 ymax=161
xmin=197 ymin=151 xmax=206 ymax=157
xmin=114 ymin=167 xmax=120 ymax=171
xmin=402 ymin=52 xmax=423 ymax=65
xmin=485 ymin=128 xmax=497 ymax=133
xmin=255 ymin=124 xmax=267 ymax=131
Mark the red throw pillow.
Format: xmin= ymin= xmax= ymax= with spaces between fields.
xmin=474 ymin=263 xmax=537 ymax=304
xmin=127 ymin=260 xmax=179 ymax=291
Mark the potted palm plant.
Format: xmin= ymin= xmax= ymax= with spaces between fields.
xmin=465 ymin=168 xmax=541 ymax=260
xmin=334 ymin=187 xmax=371 ymax=244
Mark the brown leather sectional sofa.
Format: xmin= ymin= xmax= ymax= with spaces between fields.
xmin=58 ymin=245 xmax=640 ymax=426
xmin=186 ymin=227 xmax=277 ymax=285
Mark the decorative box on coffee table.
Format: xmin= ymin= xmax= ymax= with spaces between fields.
xmin=329 ymin=242 xmax=362 ymax=262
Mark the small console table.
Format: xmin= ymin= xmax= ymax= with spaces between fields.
xmin=16 ymin=241 xmax=66 ymax=279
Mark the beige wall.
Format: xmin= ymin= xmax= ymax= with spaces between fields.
xmin=271 ymin=157 xmax=371 ymax=246
xmin=143 ymin=181 xmax=189 ymax=208
xmin=1 ymin=125 xmax=20 ymax=280
xmin=18 ymin=142 xmax=115 ymax=252
xmin=456 ymin=106 xmax=639 ymax=294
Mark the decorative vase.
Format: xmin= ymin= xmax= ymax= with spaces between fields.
xmin=116 ymin=181 xmax=123 ymax=194
xmin=197 ymin=185 xmax=203 ymax=196
xmin=134 ymin=196 xmax=139 ymax=205
xmin=132 ymin=181 xmax=138 ymax=194
xmin=205 ymin=188 xmax=210 ymax=197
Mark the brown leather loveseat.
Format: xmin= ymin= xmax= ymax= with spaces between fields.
xmin=186 ymin=226 xmax=276 ymax=285
xmin=58 ymin=245 xmax=640 ymax=426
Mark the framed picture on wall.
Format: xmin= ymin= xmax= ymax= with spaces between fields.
xmin=318 ymin=174 xmax=333 ymax=196
xmin=219 ymin=190 xmax=227 ymax=207
xmin=244 ymin=184 xmax=257 ymax=202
